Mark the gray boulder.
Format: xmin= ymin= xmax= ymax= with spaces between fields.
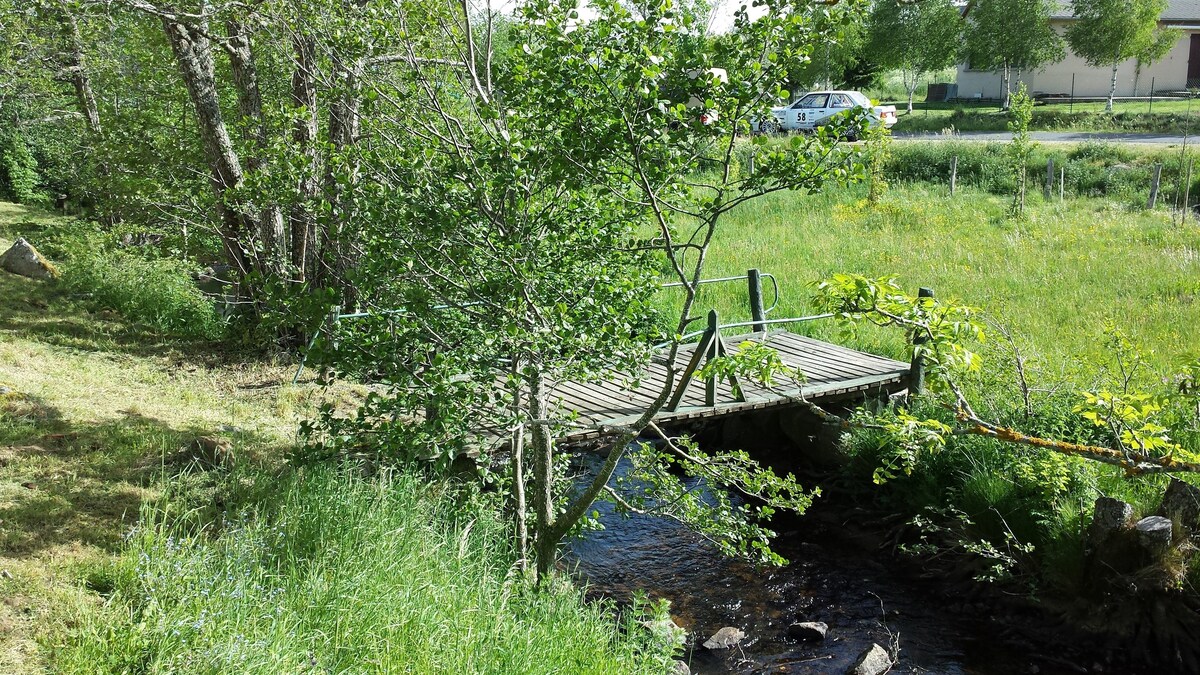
xmin=1158 ymin=478 xmax=1200 ymax=534
xmin=702 ymin=626 xmax=745 ymax=650
xmin=1135 ymin=515 xmax=1175 ymax=556
xmin=0 ymin=238 xmax=58 ymax=280
xmin=788 ymin=621 xmax=828 ymax=641
xmin=849 ymin=643 xmax=892 ymax=675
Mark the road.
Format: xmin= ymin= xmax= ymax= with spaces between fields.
xmin=893 ymin=131 xmax=1194 ymax=145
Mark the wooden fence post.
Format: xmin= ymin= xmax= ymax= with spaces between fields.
xmin=1044 ymin=158 xmax=1055 ymax=199
xmin=747 ymin=268 xmax=766 ymax=332
xmin=1148 ymin=163 xmax=1163 ymax=209
xmin=1060 ymin=166 xmax=1065 ymax=202
xmin=1185 ymin=159 xmax=1194 ymax=222
xmin=705 ymin=310 xmax=719 ymax=407
xmin=950 ymin=155 xmax=958 ymax=195
xmin=909 ymin=288 xmax=933 ymax=396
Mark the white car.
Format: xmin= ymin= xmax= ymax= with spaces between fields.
xmin=755 ymin=90 xmax=897 ymax=139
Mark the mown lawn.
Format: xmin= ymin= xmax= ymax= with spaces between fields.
xmin=890 ymin=98 xmax=1200 ymax=135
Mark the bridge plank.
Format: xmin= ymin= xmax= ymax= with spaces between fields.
xmin=540 ymin=330 xmax=911 ymax=444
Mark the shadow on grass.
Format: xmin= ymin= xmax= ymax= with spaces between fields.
xmin=0 ymin=392 xmax=283 ymax=558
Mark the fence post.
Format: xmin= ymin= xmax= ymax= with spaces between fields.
xmin=909 ymin=288 xmax=934 ymax=396
xmin=1185 ymin=159 xmax=1195 ymax=222
xmin=1150 ymin=77 xmax=1155 ymax=115
xmin=705 ymin=309 xmax=719 ymax=407
xmin=1070 ymin=74 xmax=1075 ymax=113
xmin=950 ymin=155 xmax=958 ymax=196
xmin=1148 ymin=163 xmax=1163 ymax=209
xmin=747 ymin=268 xmax=766 ymax=332
xmin=1060 ymin=166 xmax=1065 ymax=202
xmin=1044 ymin=158 xmax=1055 ymax=199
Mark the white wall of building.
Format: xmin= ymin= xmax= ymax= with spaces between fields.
xmin=956 ymin=23 xmax=1198 ymax=100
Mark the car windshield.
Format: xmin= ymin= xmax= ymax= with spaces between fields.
xmin=793 ymin=94 xmax=828 ymax=109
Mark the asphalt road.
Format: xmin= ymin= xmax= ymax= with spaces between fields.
xmin=893 ymin=130 xmax=1194 ymax=144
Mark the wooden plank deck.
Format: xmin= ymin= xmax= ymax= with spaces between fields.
xmin=551 ymin=330 xmax=911 ymax=443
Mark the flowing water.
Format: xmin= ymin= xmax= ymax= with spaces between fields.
xmin=565 ymin=451 xmax=1088 ymax=675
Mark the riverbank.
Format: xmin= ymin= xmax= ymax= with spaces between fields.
xmin=0 ymin=202 xmax=670 ymax=673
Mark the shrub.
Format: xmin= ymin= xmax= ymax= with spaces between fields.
xmin=63 ymin=248 xmax=225 ymax=340
xmin=0 ymin=131 xmax=42 ymax=204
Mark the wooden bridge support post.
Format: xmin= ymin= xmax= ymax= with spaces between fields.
xmin=909 ymin=288 xmax=933 ymax=396
xmin=747 ymin=269 xmax=766 ymax=332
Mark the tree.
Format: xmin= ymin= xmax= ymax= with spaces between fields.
xmin=308 ymin=0 xmax=877 ymax=581
xmin=1067 ymin=0 xmax=1172 ymax=112
xmin=867 ymin=0 xmax=963 ymax=113
xmin=965 ymin=0 xmax=1064 ymax=109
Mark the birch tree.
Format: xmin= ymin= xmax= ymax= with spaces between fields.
xmin=1067 ymin=0 xmax=1171 ymax=112
xmin=867 ymin=0 xmax=963 ymax=113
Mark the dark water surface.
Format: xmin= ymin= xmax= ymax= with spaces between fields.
xmin=565 ymin=452 xmax=1084 ymax=675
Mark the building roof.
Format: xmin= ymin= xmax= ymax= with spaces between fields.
xmin=1050 ymin=0 xmax=1200 ymax=22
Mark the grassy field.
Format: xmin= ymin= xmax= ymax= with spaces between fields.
xmin=889 ymin=98 xmax=1200 ymax=135
xmin=0 ymin=202 xmax=669 ymax=673
xmin=674 ymin=182 xmax=1200 ymax=378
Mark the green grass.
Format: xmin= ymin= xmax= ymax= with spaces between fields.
xmin=54 ymin=468 xmax=672 ymax=674
xmin=1 ymin=202 xmax=670 ymax=673
xmin=889 ymin=99 xmax=1200 ymax=135
xmin=682 ymin=182 xmax=1200 ymax=374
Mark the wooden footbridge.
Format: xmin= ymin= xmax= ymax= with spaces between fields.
xmin=296 ymin=269 xmax=921 ymax=446
xmin=551 ymin=327 xmax=913 ymax=444
xmin=547 ymin=270 xmax=918 ymax=444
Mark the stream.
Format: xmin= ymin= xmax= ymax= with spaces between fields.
xmin=565 ymin=450 xmax=1092 ymax=675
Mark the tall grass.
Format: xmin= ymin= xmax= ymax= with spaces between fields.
xmin=672 ymin=180 xmax=1199 ymax=373
xmin=56 ymin=467 xmax=674 ymax=674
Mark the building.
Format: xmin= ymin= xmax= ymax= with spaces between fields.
xmin=955 ymin=0 xmax=1200 ymax=100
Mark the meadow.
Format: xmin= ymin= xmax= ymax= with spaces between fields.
xmin=676 ymin=180 xmax=1199 ymax=375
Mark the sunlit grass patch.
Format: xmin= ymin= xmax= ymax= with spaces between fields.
xmin=54 ymin=468 xmax=673 ymax=674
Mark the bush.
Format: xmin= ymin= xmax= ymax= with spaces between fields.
xmin=63 ymin=248 xmax=225 ymax=340
xmin=886 ymin=141 xmax=1200 ymax=206
xmin=56 ymin=468 xmax=676 ymax=674
xmin=0 ymin=131 xmax=42 ymax=204
xmin=21 ymin=218 xmax=226 ymax=340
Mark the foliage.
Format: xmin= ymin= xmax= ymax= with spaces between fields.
xmin=1066 ymin=0 xmax=1173 ymax=111
xmin=56 ymin=467 xmax=677 ymax=673
xmin=866 ymin=0 xmax=963 ymax=112
xmin=614 ymin=437 xmax=818 ymax=566
xmin=964 ymin=0 xmax=1064 ymax=108
xmin=305 ymin=0 xmax=874 ymax=581
xmin=0 ymin=131 xmax=42 ymax=204
xmin=1006 ymin=84 xmax=1035 ymax=217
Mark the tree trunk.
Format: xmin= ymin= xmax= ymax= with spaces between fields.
xmin=509 ymin=365 xmax=529 ymax=573
xmin=905 ymin=69 xmax=917 ymax=113
xmin=224 ymin=19 xmax=285 ymax=276
xmin=290 ymin=33 xmax=320 ymax=282
xmin=1133 ymin=59 xmax=1143 ymax=97
xmin=60 ymin=7 xmax=100 ymax=138
xmin=1001 ymin=62 xmax=1011 ymax=110
xmin=527 ymin=369 xmax=556 ymax=582
xmin=161 ymin=17 xmax=255 ymax=281
xmin=320 ymin=58 xmax=363 ymax=305
xmin=1107 ymin=62 xmax=1118 ymax=113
